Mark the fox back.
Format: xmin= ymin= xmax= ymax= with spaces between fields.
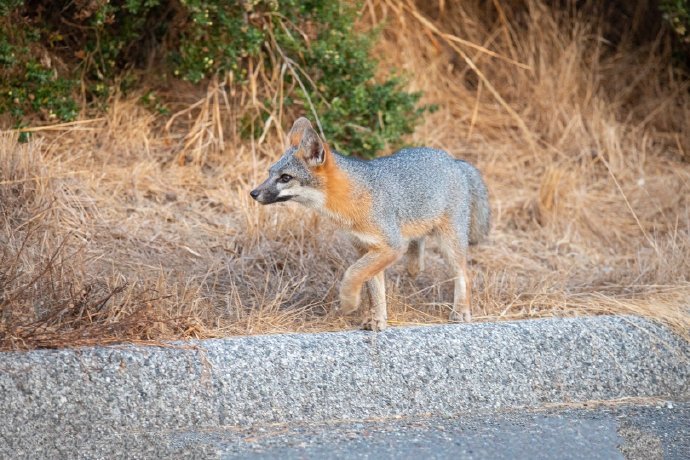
xmin=331 ymin=148 xmax=490 ymax=246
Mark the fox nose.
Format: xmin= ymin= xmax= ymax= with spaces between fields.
xmin=250 ymin=189 xmax=260 ymax=200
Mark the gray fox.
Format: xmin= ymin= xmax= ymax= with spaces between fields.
xmin=250 ymin=117 xmax=490 ymax=331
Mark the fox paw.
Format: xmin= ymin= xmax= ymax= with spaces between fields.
xmin=361 ymin=316 xmax=387 ymax=332
xmin=406 ymin=260 xmax=421 ymax=278
xmin=339 ymin=291 xmax=361 ymax=314
xmin=450 ymin=310 xmax=472 ymax=323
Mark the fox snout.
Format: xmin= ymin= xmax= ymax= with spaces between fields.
xmin=249 ymin=185 xmax=275 ymax=205
xmin=249 ymin=188 xmax=261 ymax=200
xmin=250 ymin=179 xmax=291 ymax=205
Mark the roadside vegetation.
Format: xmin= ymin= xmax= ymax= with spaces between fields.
xmin=1 ymin=0 xmax=689 ymax=349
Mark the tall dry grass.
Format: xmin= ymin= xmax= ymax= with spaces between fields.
xmin=1 ymin=0 xmax=689 ymax=349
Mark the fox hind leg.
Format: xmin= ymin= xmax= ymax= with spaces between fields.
xmin=406 ymin=238 xmax=426 ymax=278
xmin=451 ymin=258 xmax=472 ymax=323
xmin=437 ymin=232 xmax=472 ymax=323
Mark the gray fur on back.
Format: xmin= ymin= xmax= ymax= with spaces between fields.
xmin=335 ymin=147 xmax=490 ymax=247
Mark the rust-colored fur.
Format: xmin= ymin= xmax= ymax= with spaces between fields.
xmin=311 ymin=144 xmax=378 ymax=236
xmin=402 ymin=215 xmax=448 ymax=239
xmin=289 ymin=131 xmax=302 ymax=147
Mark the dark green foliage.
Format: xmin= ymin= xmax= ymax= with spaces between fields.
xmin=0 ymin=18 xmax=78 ymax=124
xmin=0 ymin=0 xmax=21 ymax=15
xmin=0 ymin=0 xmax=425 ymax=157
xmin=661 ymin=0 xmax=690 ymax=42
xmin=271 ymin=2 xmax=427 ymax=155
xmin=171 ymin=0 xmax=268 ymax=83
xmin=660 ymin=0 xmax=690 ymax=67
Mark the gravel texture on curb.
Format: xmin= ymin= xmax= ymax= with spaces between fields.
xmin=1 ymin=316 xmax=688 ymax=456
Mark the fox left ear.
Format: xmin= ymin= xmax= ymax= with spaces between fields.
xmin=299 ymin=127 xmax=325 ymax=167
xmin=287 ymin=117 xmax=313 ymax=148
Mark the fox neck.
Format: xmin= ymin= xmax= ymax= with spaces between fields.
xmin=312 ymin=145 xmax=372 ymax=231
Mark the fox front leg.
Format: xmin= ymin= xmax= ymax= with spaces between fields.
xmin=339 ymin=247 xmax=401 ymax=315
xmin=361 ymin=271 xmax=387 ymax=331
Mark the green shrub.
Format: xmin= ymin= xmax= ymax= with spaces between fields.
xmin=660 ymin=0 xmax=690 ymax=68
xmin=0 ymin=0 xmax=426 ymax=157
xmin=0 ymin=20 xmax=78 ymax=125
xmin=661 ymin=0 xmax=690 ymax=42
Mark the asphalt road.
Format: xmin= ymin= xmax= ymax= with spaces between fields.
xmin=163 ymin=401 xmax=689 ymax=460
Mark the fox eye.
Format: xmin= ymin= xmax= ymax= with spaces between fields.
xmin=279 ymin=174 xmax=293 ymax=183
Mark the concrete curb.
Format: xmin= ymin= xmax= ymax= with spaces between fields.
xmin=1 ymin=316 xmax=689 ymax=454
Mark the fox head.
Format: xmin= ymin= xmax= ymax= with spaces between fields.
xmin=250 ymin=117 xmax=327 ymax=207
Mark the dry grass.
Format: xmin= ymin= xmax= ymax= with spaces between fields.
xmin=1 ymin=0 xmax=689 ymax=349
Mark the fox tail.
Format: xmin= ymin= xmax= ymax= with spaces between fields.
xmin=458 ymin=160 xmax=491 ymax=245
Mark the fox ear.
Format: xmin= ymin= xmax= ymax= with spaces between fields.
xmin=298 ymin=127 xmax=325 ymax=167
xmin=287 ymin=117 xmax=313 ymax=148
